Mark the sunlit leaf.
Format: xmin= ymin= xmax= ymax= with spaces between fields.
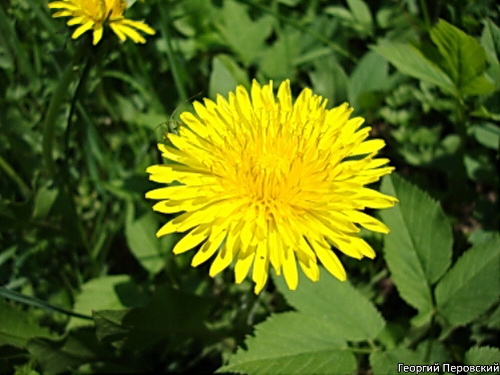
xmin=435 ymin=235 xmax=500 ymax=327
xmin=372 ymin=41 xmax=455 ymax=93
xmin=380 ymin=174 xmax=452 ymax=320
xmin=274 ymin=268 xmax=386 ymax=341
xmin=218 ymin=312 xmax=356 ymax=375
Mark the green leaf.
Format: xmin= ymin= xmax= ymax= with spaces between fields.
xmin=370 ymin=342 xmax=450 ymax=375
xmin=372 ymin=41 xmax=455 ymax=93
xmin=349 ymin=50 xmax=389 ymax=109
xmin=209 ymin=55 xmax=249 ymax=99
xmin=0 ymin=299 xmax=54 ymax=349
xmin=217 ymin=0 xmax=273 ymax=65
xmin=430 ymin=19 xmax=495 ymax=96
xmin=435 ymin=235 xmax=500 ymax=327
xmin=93 ymin=286 xmax=213 ymax=350
xmin=125 ymin=209 xmax=165 ymax=275
xmin=380 ymin=174 xmax=452 ymax=318
xmin=465 ymin=346 xmax=500 ymax=369
xmin=27 ymin=330 xmax=107 ymax=374
xmin=218 ymin=312 xmax=356 ymax=375
xmin=274 ymin=268 xmax=385 ymax=341
xmin=68 ymin=275 xmax=148 ymax=330
xmin=259 ymin=28 xmax=301 ymax=80
xmin=310 ymin=56 xmax=348 ymax=105
xmin=346 ymin=0 xmax=373 ymax=31
xmin=470 ymin=122 xmax=500 ymax=150
xmin=481 ymin=19 xmax=500 ymax=89
xmin=370 ymin=348 xmax=422 ymax=375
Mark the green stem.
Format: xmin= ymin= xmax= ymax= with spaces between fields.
xmin=419 ymin=0 xmax=431 ymax=30
xmin=158 ymin=2 xmax=188 ymax=101
xmin=42 ymin=41 xmax=86 ymax=176
xmin=0 ymin=155 xmax=31 ymax=198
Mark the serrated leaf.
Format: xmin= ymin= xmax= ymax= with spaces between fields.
xmin=380 ymin=174 xmax=452 ymax=318
xmin=372 ymin=41 xmax=455 ymax=93
xmin=0 ymin=299 xmax=54 ymax=349
xmin=435 ymin=235 xmax=500 ymax=327
xmin=274 ymin=268 xmax=385 ymax=341
xmin=370 ymin=348 xmax=422 ymax=375
xmin=465 ymin=346 xmax=500 ymax=369
xmin=218 ymin=312 xmax=356 ymax=375
xmin=68 ymin=275 xmax=148 ymax=330
xmin=430 ymin=19 xmax=495 ymax=96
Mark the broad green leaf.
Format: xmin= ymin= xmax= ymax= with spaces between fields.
xmin=274 ymin=268 xmax=385 ymax=341
xmin=380 ymin=174 xmax=452 ymax=318
xmin=310 ymin=56 xmax=348 ymax=105
xmin=465 ymin=347 xmax=500 ymax=369
xmin=470 ymin=123 xmax=500 ymax=150
xmin=430 ymin=19 xmax=495 ymax=96
xmin=259 ymin=28 xmax=301 ymax=80
xmin=125 ymin=209 xmax=165 ymax=275
xmin=481 ymin=19 xmax=500 ymax=89
xmin=27 ymin=330 xmax=108 ymax=374
xmin=68 ymin=275 xmax=148 ymax=330
xmin=209 ymin=55 xmax=249 ymax=99
xmin=217 ymin=0 xmax=273 ymax=65
xmin=0 ymin=299 xmax=54 ymax=348
xmin=435 ymin=235 xmax=500 ymax=327
xmin=349 ymin=50 xmax=389 ymax=109
xmin=370 ymin=348 xmax=422 ymax=375
xmin=486 ymin=304 xmax=500 ymax=329
xmin=218 ymin=312 xmax=356 ymax=375
xmin=371 ymin=341 xmax=450 ymax=375
xmin=347 ymin=0 xmax=373 ymax=31
xmin=93 ymin=286 xmax=213 ymax=350
xmin=372 ymin=41 xmax=455 ymax=93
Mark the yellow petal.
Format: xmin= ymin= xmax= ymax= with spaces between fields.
xmin=71 ymin=21 xmax=94 ymax=39
xmin=172 ymin=225 xmax=210 ymax=254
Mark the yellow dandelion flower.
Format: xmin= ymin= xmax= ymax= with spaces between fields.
xmin=48 ymin=0 xmax=155 ymax=45
xmin=146 ymin=80 xmax=397 ymax=294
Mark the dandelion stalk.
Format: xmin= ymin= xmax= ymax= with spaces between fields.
xmin=42 ymin=41 xmax=86 ymax=176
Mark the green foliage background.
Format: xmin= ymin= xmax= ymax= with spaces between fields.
xmin=1 ymin=0 xmax=499 ymax=374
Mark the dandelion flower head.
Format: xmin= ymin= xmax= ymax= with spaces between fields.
xmin=48 ymin=0 xmax=155 ymax=45
xmin=146 ymin=80 xmax=397 ymax=294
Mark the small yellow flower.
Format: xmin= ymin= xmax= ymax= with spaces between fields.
xmin=146 ymin=80 xmax=397 ymax=294
xmin=48 ymin=0 xmax=155 ymax=45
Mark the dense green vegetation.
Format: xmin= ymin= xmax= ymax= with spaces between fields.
xmin=1 ymin=0 xmax=499 ymax=374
